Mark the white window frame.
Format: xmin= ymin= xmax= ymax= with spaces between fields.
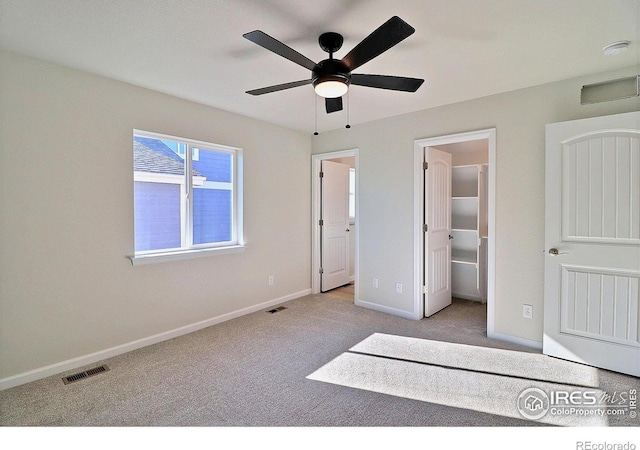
xmin=129 ymin=130 xmax=244 ymax=265
xmin=167 ymin=141 xmax=199 ymax=161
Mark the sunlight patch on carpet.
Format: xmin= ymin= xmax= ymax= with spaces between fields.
xmin=307 ymin=333 xmax=606 ymax=426
xmin=351 ymin=333 xmax=600 ymax=387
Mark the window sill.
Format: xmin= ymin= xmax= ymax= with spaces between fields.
xmin=128 ymin=245 xmax=246 ymax=266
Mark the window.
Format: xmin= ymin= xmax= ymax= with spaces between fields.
xmin=131 ymin=130 xmax=243 ymax=263
xmin=349 ymin=168 xmax=356 ymax=220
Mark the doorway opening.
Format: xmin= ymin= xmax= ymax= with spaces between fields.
xmin=414 ymin=129 xmax=496 ymax=337
xmin=312 ymin=149 xmax=359 ymax=302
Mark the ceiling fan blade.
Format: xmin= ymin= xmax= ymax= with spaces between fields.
xmin=341 ymin=16 xmax=415 ymax=71
xmin=325 ymin=97 xmax=343 ymax=113
xmin=351 ymin=74 xmax=424 ymax=92
xmin=246 ymin=79 xmax=312 ymax=95
xmin=243 ymin=30 xmax=317 ymax=71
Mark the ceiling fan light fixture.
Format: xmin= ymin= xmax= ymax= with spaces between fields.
xmin=314 ymin=80 xmax=348 ymax=98
xmin=313 ymin=74 xmax=349 ymax=98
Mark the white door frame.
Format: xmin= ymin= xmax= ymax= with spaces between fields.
xmin=312 ymin=149 xmax=359 ymax=296
xmin=413 ymin=129 xmax=496 ymax=335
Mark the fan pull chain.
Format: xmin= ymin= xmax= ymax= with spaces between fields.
xmin=345 ymin=91 xmax=351 ymax=129
xmin=314 ymin=94 xmax=319 ymax=136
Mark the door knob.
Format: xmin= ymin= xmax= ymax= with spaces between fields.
xmin=346 ymin=228 xmax=350 ymax=232
xmin=548 ymin=248 xmax=568 ymax=255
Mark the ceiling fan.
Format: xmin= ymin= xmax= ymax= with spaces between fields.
xmin=243 ymin=16 xmax=424 ymax=115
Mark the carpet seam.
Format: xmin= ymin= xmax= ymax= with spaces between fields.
xmin=346 ymin=350 xmax=599 ymax=390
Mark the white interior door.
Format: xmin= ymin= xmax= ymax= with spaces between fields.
xmin=321 ymin=160 xmax=351 ymax=292
xmin=544 ymin=111 xmax=640 ymax=377
xmin=424 ymin=147 xmax=453 ymax=317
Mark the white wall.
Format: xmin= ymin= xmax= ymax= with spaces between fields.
xmin=312 ymin=66 xmax=640 ymax=344
xmin=436 ymin=140 xmax=488 ymax=166
xmin=0 ymin=51 xmax=312 ymax=384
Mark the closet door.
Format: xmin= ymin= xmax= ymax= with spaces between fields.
xmin=424 ymin=147 xmax=452 ymax=317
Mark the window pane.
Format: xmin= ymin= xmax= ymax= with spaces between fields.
xmin=134 ymin=182 xmax=182 ymax=251
xmin=133 ymin=136 xmax=185 ymax=252
xmin=193 ymin=188 xmax=232 ymax=244
xmin=193 ymin=148 xmax=232 ymax=182
xmin=134 ymin=137 xmax=186 ymax=177
xmin=192 ymin=148 xmax=233 ymax=245
xmin=349 ymin=168 xmax=356 ymax=219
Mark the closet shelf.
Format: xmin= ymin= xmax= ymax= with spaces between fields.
xmin=452 ymin=218 xmax=478 ymax=230
xmin=451 ymin=252 xmax=478 ymax=264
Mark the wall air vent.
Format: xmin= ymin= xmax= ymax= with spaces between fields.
xmin=62 ymin=365 xmax=110 ymax=385
xmin=581 ymin=75 xmax=639 ymax=104
xmin=267 ymin=306 xmax=287 ymax=314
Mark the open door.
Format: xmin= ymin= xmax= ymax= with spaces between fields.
xmin=424 ymin=147 xmax=453 ymax=317
xmin=544 ymin=111 xmax=640 ymax=376
xmin=320 ymin=160 xmax=351 ymax=292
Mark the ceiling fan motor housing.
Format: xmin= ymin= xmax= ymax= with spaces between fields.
xmin=312 ymin=59 xmax=351 ymax=96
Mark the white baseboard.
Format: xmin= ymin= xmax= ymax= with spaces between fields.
xmin=0 ymin=289 xmax=311 ymax=391
xmin=488 ymin=330 xmax=543 ymax=350
xmin=355 ymin=298 xmax=421 ymax=320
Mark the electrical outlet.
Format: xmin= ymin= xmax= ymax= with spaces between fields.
xmin=523 ymin=304 xmax=533 ymax=319
xmin=268 ymin=275 xmax=274 ymax=286
xmin=395 ymin=283 xmax=403 ymax=294
xmin=372 ymin=278 xmax=379 ymax=288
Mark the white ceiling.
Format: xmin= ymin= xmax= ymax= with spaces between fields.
xmin=1 ymin=0 xmax=638 ymax=133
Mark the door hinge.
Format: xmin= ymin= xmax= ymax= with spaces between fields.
xmin=319 ymin=219 xmax=324 ymax=226
xmin=319 ymin=171 xmax=324 ymax=178
xmin=423 ymin=285 xmax=428 ymax=294
xmin=423 ymin=224 xmax=428 ymax=232
xmin=319 ymin=268 xmax=324 ymax=274
xmin=423 ymin=162 xmax=428 ymax=170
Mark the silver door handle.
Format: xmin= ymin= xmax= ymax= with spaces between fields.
xmin=548 ymin=248 xmax=568 ymax=255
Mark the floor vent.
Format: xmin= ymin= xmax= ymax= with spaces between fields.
xmin=267 ymin=306 xmax=287 ymax=314
xmin=62 ymin=365 xmax=109 ymax=385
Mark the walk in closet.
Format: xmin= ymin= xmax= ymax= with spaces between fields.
xmin=434 ymin=139 xmax=489 ymax=303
